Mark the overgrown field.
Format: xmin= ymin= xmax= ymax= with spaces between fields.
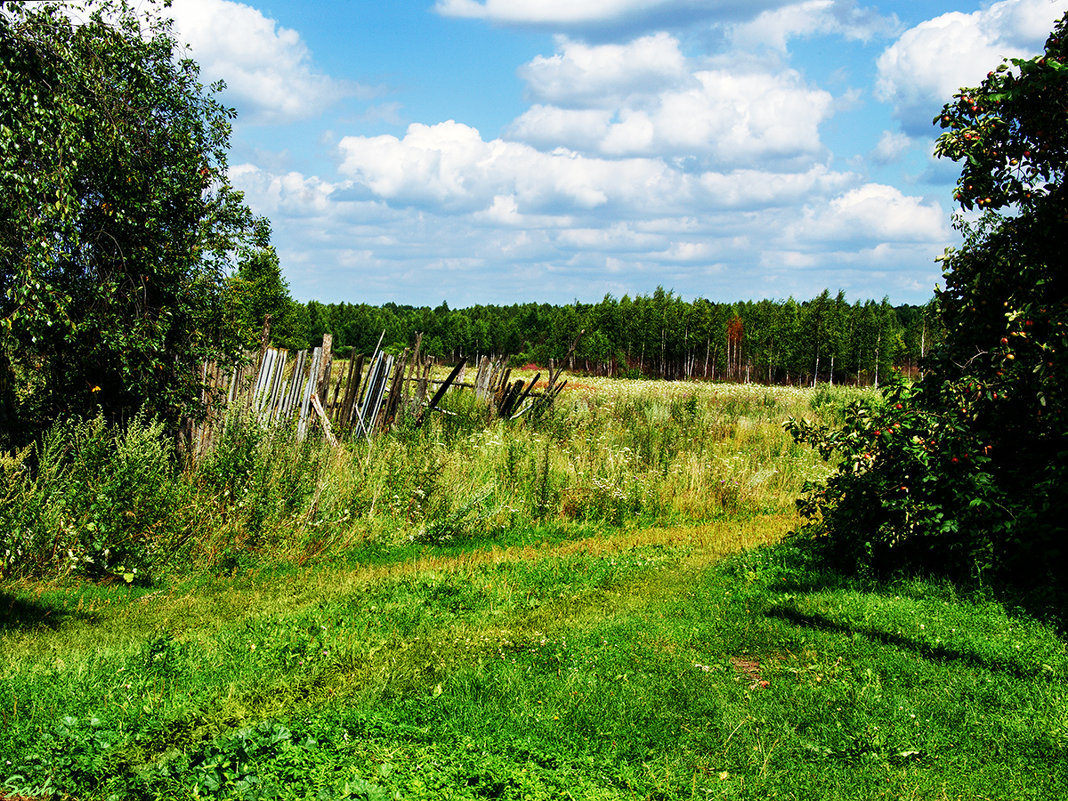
xmin=2 ymin=379 xmax=1066 ymax=800
xmin=0 ymin=377 xmax=843 ymax=583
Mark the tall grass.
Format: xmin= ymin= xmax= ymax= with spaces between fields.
xmin=1 ymin=377 xmax=846 ymax=582
xmin=3 ymin=378 xmax=1066 ymax=800
xmin=0 ymin=413 xmax=191 ymax=583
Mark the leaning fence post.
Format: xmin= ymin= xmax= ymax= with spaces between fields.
xmin=415 ymin=357 xmax=467 ymax=428
xmin=317 ymin=333 xmax=333 ymax=406
xmin=310 ymin=393 xmax=339 ymax=447
xmin=298 ymin=346 xmax=322 ymax=440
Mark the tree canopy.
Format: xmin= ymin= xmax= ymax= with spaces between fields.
xmin=0 ymin=0 xmax=266 ymax=446
xmin=791 ymin=13 xmax=1068 ymax=605
xmin=229 ymin=247 xmax=308 ymax=352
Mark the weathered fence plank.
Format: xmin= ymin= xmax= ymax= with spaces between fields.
xmin=190 ymin=326 xmax=563 ymax=461
xmin=415 ymin=357 xmax=467 ymax=428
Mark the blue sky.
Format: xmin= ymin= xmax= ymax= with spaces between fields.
xmin=163 ymin=0 xmax=1067 ymax=307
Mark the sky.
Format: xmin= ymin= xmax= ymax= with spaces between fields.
xmin=160 ymin=0 xmax=1068 ymax=307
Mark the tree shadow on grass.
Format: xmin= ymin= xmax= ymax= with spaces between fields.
xmin=764 ymin=602 xmax=1053 ymax=682
xmin=757 ymin=538 xmax=1068 ymax=633
xmin=0 ymin=591 xmax=96 ymax=632
xmin=743 ymin=540 xmax=1067 ymax=680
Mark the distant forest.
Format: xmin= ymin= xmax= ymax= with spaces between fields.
xmin=276 ymin=288 xmax=939 ymax=387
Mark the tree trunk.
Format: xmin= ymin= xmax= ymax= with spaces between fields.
xmin=874 ymin=332 xmax=881 ymax=388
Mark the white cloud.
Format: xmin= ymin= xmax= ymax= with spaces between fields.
xmin=697 ymin=165 xmax=853 ymax=208
xmin=218 ymin=1 xmax=972 ymax=306
xmin=435 ymin=0 xmax=680 ymax=24
xmin=757 ymin=243 xmax=944 ymax=300
xmin=234 ymin=156 xmax=950 ymax=306
xmin=337 ymin=120 xmax=694 ymax=214
xmin=647 ymin=69 xmax=833 ymax=162
xmin=336 ymin=120 xmax=860 ymax=218
xmin=243 ymin=108 xmax=947 ymax=304
xmin=557 ymin=223 xmax=664 ymax=251
xmin=434 ymin=0 xmax=797 ymax=28
xmin=471 ymin=195 xmax=575 ymax=228
xmin=730 ymin=0 xmax=899 ymax=52
xmin=509 ymin=35 xmax=834 ymax=166
xmin=166 ymin=0 xmax=356 ymax=123
xmin=519 ymin=33 xmax=691 ymax=106
xmin=791 ymin=184 xmax=948 ymax=245
xmin=656 ymin=240 xmax=715 ymax=261
xmin=506 ymin=106 xmax=615 ymax=149
xmin=871 ymin=130 xmax=912 ymax=165
xmin=875 ymin=0 xmax=1063 ymax=132
xmin=229 ymin=164 xmax=342 ymax=216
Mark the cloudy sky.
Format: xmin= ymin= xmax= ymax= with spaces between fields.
xmin=163 ymin=0 xmax=1066 ymax=307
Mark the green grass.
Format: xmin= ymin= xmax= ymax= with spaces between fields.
xmin=2 ymin=380 xmax=1066 ymax=799
xmin=1 ymin=377 xmax=834 ymax=584
xmin=4 ymin=530 xmax=1068 ymax=799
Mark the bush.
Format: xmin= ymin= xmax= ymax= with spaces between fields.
xmin=788 ymin=15 xmax=1068 ymax=601
xmin=0 ymin=413 xmax=188 ymax=582
xmin=788 ymin=376 xmax=1004 ymax=578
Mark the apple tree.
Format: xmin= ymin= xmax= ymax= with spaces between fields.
xmin=789 ymin=13 xmax=1068 ymax=598
xmin=0 ymin=0 xmax=267 ymax=446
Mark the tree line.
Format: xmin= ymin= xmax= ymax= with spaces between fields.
xmin=249 ymin=282 xmax=939 ymax=387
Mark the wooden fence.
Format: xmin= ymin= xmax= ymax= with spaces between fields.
xmin=189 ymin=330 xmax=568 ymax=460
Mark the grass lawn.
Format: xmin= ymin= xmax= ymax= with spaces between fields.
xmin=4 ymin=519 xmax=1067 ymax=799
xmin=2 ymin=380 xmax=1066 ymax=799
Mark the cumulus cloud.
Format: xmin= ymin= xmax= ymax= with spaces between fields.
xmin=697 ymin=165 xmax=854 ymax=208
xmin=557 ymin=223 xmax=665 ymax=251
xmin=519 ymin=33 xmax=691 ymax=106
xmin=506 ymin=106 xmax=616 ymax=149
xmin=871 ymin=130 xmax=913 ymax=165
xmin=876 ymin=0 xmax=1062 ymax=133
xmin=435 ymin=0 xmax=667 ymax=24
xmin=471 ymin=195 xmax=576 ymax=228
xmin=217 ymin=0 xmax=970 ymax=305
xmin=730 ymin=0 xmax=899 ymax=52
xmin=337 ymin=121 xmax=694 ymax=214
xmin=655 ymin=240 xmax=716 ymax=261
xmin=166 ymin=0 xmax=359 ymax=123
xmin=431 ymin=0 xmax=794 ymax=29
xmin=233 ymin=154 xmax=947 ymax=306
xmin=335 ymin=119 xmax=862 ymax=219
xmin=228 ymin=164 xmax=342 ymax=217
xmin=512 ymin=70 xmax=833 ymax=164
xmin=790 ymin=184 xmax=949 ymax=245
xmin=508 ymin=34 xmax=834 ymax=167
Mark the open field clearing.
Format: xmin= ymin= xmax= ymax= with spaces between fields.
xmin=4 ymin=3 xmax=1068 ymax=797
xmin=3 ymin=380 xmax=1067 ymax=800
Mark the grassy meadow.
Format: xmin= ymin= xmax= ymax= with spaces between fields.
xmin=2 ymin=377 xmax=1067 ymax=799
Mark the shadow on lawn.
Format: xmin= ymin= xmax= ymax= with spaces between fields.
xmin=765 ymin=603 xmax=1054 ymax=681
xmin=0 ymin=591 xmax=95 ymax=632
xmin=761 ymin=538 xmax=1068 ymax=634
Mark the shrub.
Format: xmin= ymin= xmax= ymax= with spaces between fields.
xmin=0 ymin=412 xmax=188 ymax=582
xmin=788 ymin=15 xmax=1068 ymax=601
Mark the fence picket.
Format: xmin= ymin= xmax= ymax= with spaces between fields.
xmin=190 ymin=330 xmax=561 ymax=460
